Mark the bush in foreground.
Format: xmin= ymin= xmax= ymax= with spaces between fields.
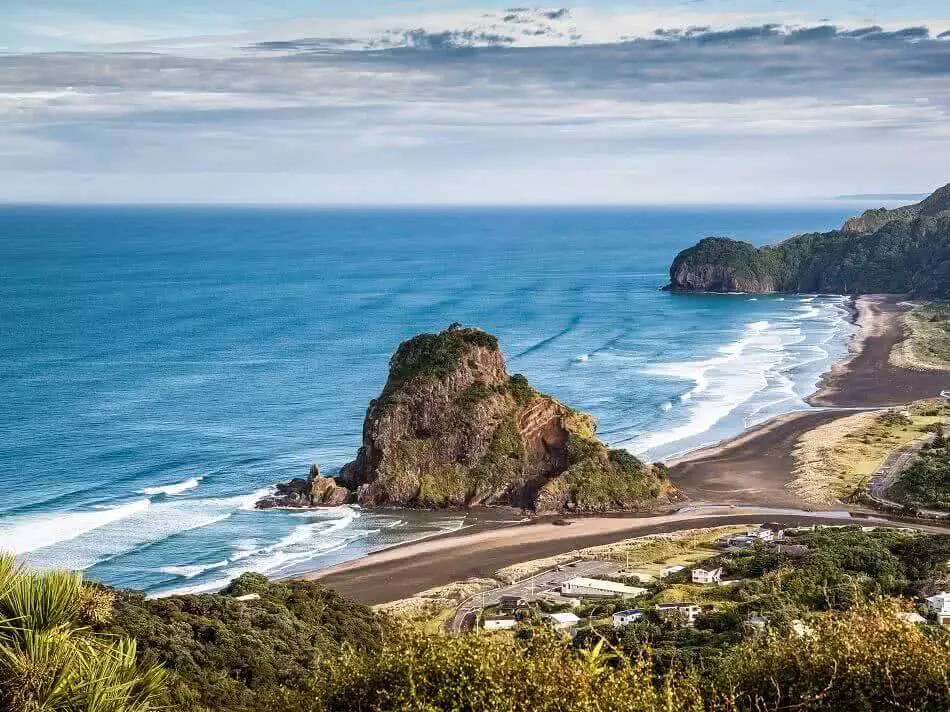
xmin=0 ymin=554 xmax=165 ymax=712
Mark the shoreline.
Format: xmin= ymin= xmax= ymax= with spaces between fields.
xmin=299 ymin=294 xmax=950 ymax=604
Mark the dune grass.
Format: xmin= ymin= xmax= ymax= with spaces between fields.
xmin=791 ymin=401 xmax=950 ymax=504
xmin=891 ymin=302 xmax=950 ymax=371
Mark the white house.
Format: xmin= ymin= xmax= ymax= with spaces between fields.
xmin=660 ymin=565 xmax=685 ymax=578
xmin=233 ymin=593 xmax=260 ymax=602
xmin=656 ymin=603 xmax=701 ymax=625
xmin=926 ymin=592 xmax=950 ymax=625
xmin=612 ymin=609 xmax=644 ymax=627
xmin=561 ymin=577 xmax=646 ymax=598
xmin=483 ymin=618 xmax=517 ymax=631
xmin=896 ymin=611 xmax=928 ymax=625
xmin=547 ymin=612 xmax=581 ymax=630
xmin=691 ymin=568 xmax=722 ymax=584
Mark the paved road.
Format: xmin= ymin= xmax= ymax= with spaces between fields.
xmin=450 ymin=559 xmax=618 ymax=632
xmin=867 ymin=433 xmax=948 ymax=518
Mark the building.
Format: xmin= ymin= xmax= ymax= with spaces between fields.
xmin=612 ymin=609 xmax=644 ymax=627
xmin=771 ymin=543 xmax=809 ymax=557
xmin=547 ymin=612 xmax=581 ymax=631
xmin=691 ymin=568 xmax=722 ymax=584
xmin=720 ymin=527 xmax=780 ymax=550
xmin=234 ymin=593 xmax=260 ymax=602
xmin=538 ymin=592 xmax=581 ymax=608
xmin=560 ymin=577 xmax=647 ymax=598
xmin=656 ymin=603 xmax=701 ymax=625
xmin=926 ymin=592 xmax=950 ymax=625
xmin=660 ymin=565 xmax=685 ymax=578
xmin=483 ymin=618 xmax=517 ymax=631
xmin=744 ymin=615 xmax=769 ymax=632
xmin=896 ymin=611 xmax=928 ymax=625
xmin=497 ymin=595 xmax=528 ymax=613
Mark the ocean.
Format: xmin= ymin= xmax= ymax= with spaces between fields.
xmin=0 ymin=205 xmax=858 ymax=596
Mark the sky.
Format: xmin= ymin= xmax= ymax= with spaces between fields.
xmin=3 ymin=0 xmax=950 ymax=204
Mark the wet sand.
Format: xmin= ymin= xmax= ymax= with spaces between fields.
xmin=666 ymin=410 xmax=853 ymax=507
xmin=809 ymin=295 xmax=948 ymax=407
xmin=311 ymin=509 xmax=860 ymax=604
xmin=307 ymin=294 xmax=949 ymax=604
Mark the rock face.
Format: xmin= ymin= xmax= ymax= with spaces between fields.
xmin=667 ymin=182 xmax=950 ymax=297
xmin=263 ymin=325 xmax=673 ymax=513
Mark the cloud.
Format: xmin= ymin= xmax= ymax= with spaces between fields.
xmin=2 ymin=17 xmax=950 ymax=203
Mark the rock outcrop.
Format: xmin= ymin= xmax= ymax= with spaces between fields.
xmin=256 ymin=465 xmax=351 ymax=509
xmin=261 ymin=325 xmax=674 ymax=513
xmin=667 ymin=182 xmax=950 ymax=297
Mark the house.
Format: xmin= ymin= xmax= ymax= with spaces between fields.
xmin=771 ymin=543 xmax=809 ymax=557
xmin=497 ymin=595 xmax=528 ymax=613
xmin=539 ymin=593 xmax=581 ymax=608
xmin=612 ymin=609 xmax=644 ymax=627
xmin=660 ymin=565 xmax=685 ymax=578
xmin=926 ymin=592 xmax=950 ymax=625
xmin=547 ymin=612 xmax=581 ymax=631
xmin=483 ymin=618 xmax=517 ymax=631
xmin=656 ymin=603 xmax=701 ymax=626
xmin=896 ymin=611 xmax=928 ymax=625
xmin=691 ymin=568 xmax=722 ymax=584
xmin=234 ymin=593 xmax=260 ymax=602
xmin=560 ymin=577 xmax=647 ymax=598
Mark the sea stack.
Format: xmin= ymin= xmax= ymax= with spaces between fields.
xmin=261 ymin=324 xmax=673 ymax=512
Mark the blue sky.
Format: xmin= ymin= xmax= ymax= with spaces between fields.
xmin=3 ymin=1 xmax=950 ymax=203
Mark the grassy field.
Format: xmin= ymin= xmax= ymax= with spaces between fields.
xmin=891 ymin=302 xmax=950 ymax=371
xmin=791 ymin=401 xmax=950 ymax=505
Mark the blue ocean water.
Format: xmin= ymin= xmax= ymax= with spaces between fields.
xmin=0 ymin=205 xmax=858 ymax=595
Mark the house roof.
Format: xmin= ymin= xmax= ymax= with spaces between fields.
xmin=548 ymin=612 xmax=580 ymax=624
xmin=563 ymin=577 xmax=646 ymax=595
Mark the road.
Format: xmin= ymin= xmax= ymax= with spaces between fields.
xmin=866 ymin=433 xmax=948 ymax=518
xmin=449 ymin=558 xmax=618 ymax=632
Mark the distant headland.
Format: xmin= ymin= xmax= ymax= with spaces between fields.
xmin=667 ymin=182 xmax=950 ymax=296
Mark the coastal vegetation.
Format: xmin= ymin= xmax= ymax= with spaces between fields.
xmin=668 ymin=183 xmax=950 ymax=295
xmin=891 ymin=302 xmax=950 ymax=371
xmin=790 ymin=401 xmax=950 ymax=504
xmin=9 ymin=527 xmax=950 ymax=711
xmin=891 ymin=428 xmax=950 ymax=511
xmin=0 ymin=554 xmax=165 ymax=712
xmin=98 ymin=573 xmax=380 ymax=711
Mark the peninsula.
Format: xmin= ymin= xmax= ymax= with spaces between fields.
xmin=667 ymin=183 xmax=950 ymax=295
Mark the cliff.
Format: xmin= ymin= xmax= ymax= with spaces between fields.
xmin=667 ymin=182 xmax=950 ymax=296
xmin=261 ymin=325 xmax=672 ymax=513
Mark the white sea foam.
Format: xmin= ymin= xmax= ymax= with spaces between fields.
xmin=155 ymin=511 xmax=361 ymax=596
xmin=0 ymin=498 xmax=151 ymax=555
xmin=575 ymin=354 xmax=590 ymax=362
xmin=18 ymin=488 xmax=274 ymax=571
xmin=160 ymin=561 xmax=229 ymax=579
xmin=632 ymin=319 xmax=791 ymax=456
xmin=629 ymin=297 xmax=854 ymax=459
xmin=660 ymin=401 xmax=673 ymax=412
xmin=142 ymin=476 xmax=203 ymax=496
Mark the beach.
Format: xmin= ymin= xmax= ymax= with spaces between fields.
xmin=308 ymin=295 xmax=950 ymax=605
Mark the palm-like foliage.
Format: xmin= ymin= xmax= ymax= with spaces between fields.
xmin=0 ymin=553 xmax=166 ymax=712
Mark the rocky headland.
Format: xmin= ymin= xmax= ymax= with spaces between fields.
xmin=667 ymin=182 xmax=950 ymax=296
xmin=259 ymin=324 xmax=674 ymax=513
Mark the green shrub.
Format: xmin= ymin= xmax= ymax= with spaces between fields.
xmin=98 ymin=573 xmax=380 ymax=712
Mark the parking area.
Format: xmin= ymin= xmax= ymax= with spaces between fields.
xmin=450 ymin=559 xmax=618 ymax=631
